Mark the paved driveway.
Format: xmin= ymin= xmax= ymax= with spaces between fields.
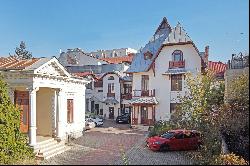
xmin=41 ymin=120 xmax=193 ymax=165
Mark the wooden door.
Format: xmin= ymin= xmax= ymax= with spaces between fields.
xmin=141 ymin=106 xmax=148 ymax=124
xmin=14 ymin=91 xmax=29 ymax=133
xmin=109 ymin=107 xmax=114 ymax=119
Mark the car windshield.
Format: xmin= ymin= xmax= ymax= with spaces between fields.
xmin=161 ymin=132 xmax=175 ymax=139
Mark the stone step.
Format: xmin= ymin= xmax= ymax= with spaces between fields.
xmin=34 ymin=140 xmax=59 ymax=152
xmin=35 ymin=141 xmax=65 ymax=154
xmin=35 ymin=138 xmax=55 ymax=147
xmin=43 ymin=146 xmax=71 ymax=160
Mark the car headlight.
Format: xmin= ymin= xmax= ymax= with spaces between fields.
xmin=153 ymin=141 xmax=162 ymax=145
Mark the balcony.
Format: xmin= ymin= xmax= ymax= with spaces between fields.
xmin=133 ymin=89 xmax=155 ymax=97
xmin=121 ymin=93 xmax=132 ymax=100
xmin=107 ymin=93 xmax=115 ymax=98
xmin=169 ymin=60 xmax=185 ymax=69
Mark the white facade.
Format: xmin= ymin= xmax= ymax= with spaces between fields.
xmin=132 ymin=44 xmax=201 ymax=122
xmin=0 ymin=57 xmax=89 ymax=147
xmin=89 ymin=48 xmax=137 ymax=58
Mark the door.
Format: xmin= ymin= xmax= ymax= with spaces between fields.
xmin=109 ymin=107 xmax=114 ymax=119
xmin=141 ymin=106 xmax=148 ymax=124
xmin=91 ymin=101 xmax=94 ymax=113
xmin=95 ymin=104 xmax=99 ymax=115
xmin=141 ymin=75 xmax=149 ymax=96
xmin=14 ymin=91 xmax=29 ymax=133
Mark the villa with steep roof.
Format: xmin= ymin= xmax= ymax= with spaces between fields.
xmin=127 ymin=17 xmax=208 ymax=126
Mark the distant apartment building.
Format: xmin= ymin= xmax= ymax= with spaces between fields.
xmin=89 ymin=48 xmax=137 ymax=58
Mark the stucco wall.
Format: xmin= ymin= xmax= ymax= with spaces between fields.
xmin=36 ymin=88 xmax=53 ymax=136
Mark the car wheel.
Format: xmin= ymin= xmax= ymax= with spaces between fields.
xmin=159 ymin=144 xmax=169 ymax=152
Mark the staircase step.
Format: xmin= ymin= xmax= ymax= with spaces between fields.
xmin=34 ymin=140 xmax=59 ymax=152
xmin=43 ymin=146 xmax=71 ymax=160
xmin=35 ymin=138 xmax=55 ymax=147
xmin=36 ymin=141 xmax=65 ymax=154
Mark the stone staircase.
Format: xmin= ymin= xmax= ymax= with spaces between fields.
xmin=34 ymin=138 xmax=71 ymax=160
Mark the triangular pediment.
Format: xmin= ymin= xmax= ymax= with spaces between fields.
xmin=34 ymin=57 xmax=71 ymax=77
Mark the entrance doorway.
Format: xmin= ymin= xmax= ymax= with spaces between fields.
xmin=141 ymin=106 xmax=148 ymax=124
xmin=14 ymin=91 xmax=29 ymax=133
xmin=109 ymin=107 xmax=114 ymax=119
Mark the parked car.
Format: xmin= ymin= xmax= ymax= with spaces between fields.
xmin=116 ymin=113 xmax=130 ymax=124
xmin=85 ymin=118 xmax=96 ymax=130
xmin=146 ymin=129 xmax=202 ymax=151
xmin=86 ymin=115 xmax=104 ymax=127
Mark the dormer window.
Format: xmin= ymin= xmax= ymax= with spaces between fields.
xmin=172 ymin=50 xmax=183 ymax=61
xmin=108 ymin=76 xmax=114 ymax=80
xmin=144 ymin=51 xmax=153 ymax=60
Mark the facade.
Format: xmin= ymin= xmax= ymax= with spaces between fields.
xmin=127 ymin=17 xmax=206 ymax=126
xmin=67 ymin=54 xmax=134 ymax=120
xmin=0 ymin=56 xmax=90 ymax=148
xmin=89 ymin=48 xmax=137 ymax=58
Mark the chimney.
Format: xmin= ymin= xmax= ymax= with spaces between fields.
xmin=205 ymin=46 xmax=209 ymax=64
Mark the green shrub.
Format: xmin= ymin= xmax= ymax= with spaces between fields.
xmin=0 ymin=75 xmax=34 ymax=164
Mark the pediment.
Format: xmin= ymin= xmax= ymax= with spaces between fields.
xmin=34 ymin=58 xmax=71 ymax=77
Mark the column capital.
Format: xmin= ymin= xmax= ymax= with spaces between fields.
xmin=27 ymin=86 xmax=39 ymax=93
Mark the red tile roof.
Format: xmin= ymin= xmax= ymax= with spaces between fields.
xmin=99 ymin=54 xmax=134 ymax=64
xmin=0 ymin=56 xmax=40 ymax=70
xmin=208 ymin=61 xmax=227 ymax=75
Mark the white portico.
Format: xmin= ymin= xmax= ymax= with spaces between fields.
xmin=0 ymin=57 xmax=90 ymax=149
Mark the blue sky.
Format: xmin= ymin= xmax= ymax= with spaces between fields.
xmin=0 ymin=0 xmax=248 ymax=62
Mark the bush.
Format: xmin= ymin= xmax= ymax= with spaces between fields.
xmin=148 ymin=120 xmax=176 ymax=137
xmin=0 ymin=75 xmax=34 ymax=164
xmin=215 ymin=153 xmax=249 ymax=165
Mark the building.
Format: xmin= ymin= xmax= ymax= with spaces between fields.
xmin=224 ymin=53 xmax=249 ymax=102
xmin=59 ymin=49 xmax=135 ymax=120
xmin=89 ymin=48 xmax=137 ymax=58
xmin=0 ymin=56 xmax=90 ymax=159
xmin=126 ymin=17 xmax=207 ymax=126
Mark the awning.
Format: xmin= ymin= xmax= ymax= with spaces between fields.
xmin=162 ymin=68 xmax=188 ymax=75
xmin=90 ymin=96 xmax=102 ymax=102
xmin=130 ymin=97 xmax=158 ymax=105
xmin=102 ymin=98 xmax=119 ymax=104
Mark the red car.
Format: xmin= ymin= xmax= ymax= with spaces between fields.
xmin=146 ymin=129 xmax=202 ymax=151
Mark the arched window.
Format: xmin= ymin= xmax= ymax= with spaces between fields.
xmin=108 ymin=76 xmax=114 ymax=80
xmin=172 ymin=50 xmax=183 ymax=61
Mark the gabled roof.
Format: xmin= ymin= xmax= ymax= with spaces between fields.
xmin=99 ymin=54 xmax=134 ymax=64
xmin=127 ymin=17 xmax=172 ymax=73
xmin=208 ymin=61 xmax=227 ymax=76
xmin=127 ymin=18 xmax=202 ymax=73
xmin=0 ymin=56 xmax=41 ymax=70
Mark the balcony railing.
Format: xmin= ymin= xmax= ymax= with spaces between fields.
xmin=169 ymin=60 xmax=185 ymax=69
xmin=121 ymin=93 xmax=132 ymax=100
xmin=133 ymin=89 xmax=155 ymax=97
xmin=107 ymin=93 xmax=115 ymax=98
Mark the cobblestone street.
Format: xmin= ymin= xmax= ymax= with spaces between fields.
xmin=41 ymin=120 xmax=193 ymax=165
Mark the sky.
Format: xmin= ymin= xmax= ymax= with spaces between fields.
xmin=0 ymin=0 xmax=249 ymax=63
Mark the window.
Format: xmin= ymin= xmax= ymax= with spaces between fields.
xmin=144 ymin=51 xmax=153 ymax=60
xmin=123 ymin=84 xmax=132 ymax=94
xmin=86 ymin=82 xmax=92 ymax=89
xmin=175 ymin=133 xmax=184 ymax=139
xmin=172 ymin=50 xmax=183 ymax=61
xmin=141 ymin=75 xmax=149 ymax=91
xmin=100 ymin=109 xmax=103 ymax=115
xmin=108 ymin=76 xmax=114 ymax=80
xmin=67 ymin=99 xmax=74 ymax=123
xmin=108 ymin=83 xmax=115 ymax=93
xmin=98 ymin=89 xmax=103 ymax=92
xmin=170 ymin=103 xmax=181 ymax=114
xmin=171 ymin=74 xmax=182 ymax=91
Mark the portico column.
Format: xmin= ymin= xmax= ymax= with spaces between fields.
xmin=29 ymin=87 xmax=39 ymax=147
xmin=56 ymin=89 xmax=65 ymax=140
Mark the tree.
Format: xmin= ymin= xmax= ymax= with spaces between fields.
xmin=171 ymin=71 xmax=225 ymax=164
xmin=0 ymin=74 xmax=34 ymax=164
xmin=14 ymin=41 xmax=32 ymax=60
